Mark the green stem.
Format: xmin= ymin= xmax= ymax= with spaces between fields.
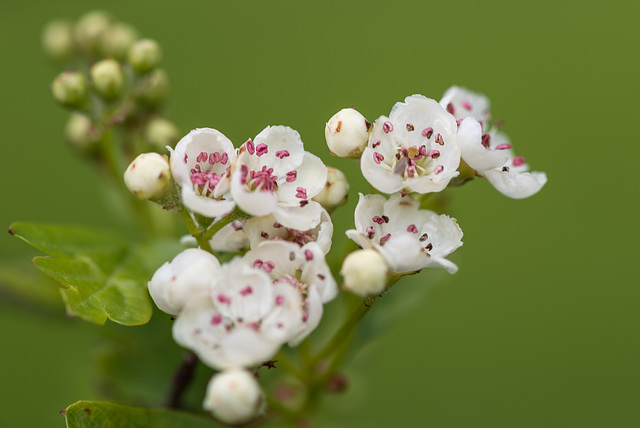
xmin=203 ymin=207 xmax=249 ymax=241
xmin=179 ymin=209 xmax=213 ymax=253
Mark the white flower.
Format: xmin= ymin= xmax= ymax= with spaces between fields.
xmin=341 ymin=249 xmax=388 ymax=297
xmin=441 ymin=86 xmax=548 ymax=199
xmin=243 ymin=240 xmax=337 ymax=345
xmin=230 ymin=126 xmax=327 ymax=231
xmin=172 ymin=257 xmax=309 ymax=369
xmin=148 ymin=248 xmax=220 ymax=316
xmin=361 ymin=95 xmax=461 ymax=195
xmin=346 ymin=193 xmax=463 ymax=274
xmin=244 ymin=208 xmax=333 ymax=254
xmin=169 ymin=128 xmax=237 ymax=217
xmin=325 ymin=108 xmax=370 ymax=158
xmin=203 ymin=368 xmax=264 ymax=424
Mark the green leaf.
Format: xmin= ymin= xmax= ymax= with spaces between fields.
xmin=10 ymin=222 xmax=183 ymax=326
xmin=63 ymin=401 xmax=224 ymax=428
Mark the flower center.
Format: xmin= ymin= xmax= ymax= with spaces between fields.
xmin=189 ymin=150 xmax=229 ymax=197
xmin=241 ymin=165 xmax=279 ymax=193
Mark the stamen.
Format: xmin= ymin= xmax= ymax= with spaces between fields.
xmin=512 ymin=156 xmax=526 ymax=167
xmin=246 ymin=140 xmax=255 ymax=155
xmin=496 ymin=144 xmax=511 ymax=150
xmin=406 ymin=123 xmax=415 ymax=131
xmin=481 ymin=134 xmax=491 ymax=148
xmin=275 ymin=295 xmax=285 ymax=306
xmin=373 ymin=152 xmax=384 ymax=164
xmin=275 ymin=150 xmax=290 ymax=159
xmin=502 ymin=166 xmax=510 ymax=172
xmin=286 ymin=171 xmax=297 ymax=183
xmin=304 ymin=249 xmax=313 ymax=261
xmin=217 ymin=294 xmax=231 ymax=305
xmin=382 ymin=215 xmax=389 ymax=223
xmin=372 ymin=139 xmax=381 ymax=148
xmin=461 ymin=100 xmax=472 ymax=110
xmin=262 ymin=261 xmax=275 ymax=273
xmin=446 ymin=103 xmax=455 ymax=115
xmin=256 ymin=144 xmax=268 ymax=156
xmin=372 ymin=216 xmax=384 ymax=225
xmin=435 ymin=134 xmax=444 ymax=146
xmin=261 ymin=231 xmax=269 ymax=239
xmin=407 ymin=224 xmax=418 ymax=233
xmin=434 ymin=165 xmax=444 ymax=175
xmin=383 ymin=121 xmax=394 ymax=133
xmin=289 ymin=251 xmax=295 ymax=261
xmin=422 ymin=127 xmax=433 ymax=138
xmin=366 ymin=226 xmax=375 ymax=239
xmin=211 ymin=314 xmax=222 ymax=325
xmin=425 ymin=243 xmax=433 ymax=251
xmin=295 ymin=187 xmax=308 ymax=199
xmin=240 ymin=286 xmax=253 ymax=296
xmin=428 ymin=150 xmax=440 ymax=159
xmin=379 ymin=233 xmax=391 ymax=245
xmin=419 ymin=233 xmax=428 ymax=242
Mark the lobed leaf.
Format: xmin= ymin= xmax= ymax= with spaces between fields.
xmin=63 ymin=401 xmax=223 ymax=428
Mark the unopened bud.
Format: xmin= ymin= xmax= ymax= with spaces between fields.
xmin=325 ymin=108 xmax=370 ymax=158
xmin=74 ymin=10 xmax=112 ymax=54
xmin=313 ymin=166 xmax=349 ymax=210
xmin=204 ymin=369 xmax=264 ymax=425
xmin=135 ymin=69 xmax=169 ymax=105
xmin=65 ymin=113 xmax=101 ymax=150
xmin=145 ymin=118 xmax=179 ymax=151
xmin=128 ymin=38 xmax=162 ymax=74
xmin=124 ymin=152 xmax=172 ymax=200
xmin=51 ymin=71 xmax=88 ymax=108
xmin=341 ymin=249 xmax=388 ymax=297
xmin=101 ymin=22 xmax=138 ymax=60
xmin=42 ymin=20 xmax=74 ymax=61
xmin=90 ymin=59 xmax=124 ymax=100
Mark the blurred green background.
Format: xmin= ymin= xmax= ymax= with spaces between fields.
xmin=1 ymin=0 xmax=638 ymax=427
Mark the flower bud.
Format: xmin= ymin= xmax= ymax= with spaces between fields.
xmin=135 ymin=69 xmax=169 ymax=105
xmin=124 ymin=152 xmax=172 ymax=200
xmin=144 ymin=118 xmax=179 ymax=151
xmin=128 ymin=38 xmax=162 ymax=74
xmin=341 ymin=249 xmax=388 ymax=297
xmin=65 ymin=113 xmax=101 ymax=150
xmin=325 ymin=108 xmax=370 ymax=158
xmin=42 ymin=20 xmax=74 ymax=61
xmin=51 ymin=71 xmax=88 ymax=108
xmin=313 ymin=166 xmax=349 ymax=211
xmin=90 ymin=59 xmax=124 ymax=100
xmin=74 ymin=10 xmax=112 ymax=54
xmin=204 ymin=369 xmax=264 ymax=425
xmin=101 ymin=22 xmax=138 ymax=60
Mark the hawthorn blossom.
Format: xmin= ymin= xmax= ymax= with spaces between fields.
xmin=244 ymin=241 xmax=337 ymax=344
xmin=346 ymin=193 xmax=463 ymax=274
xmin=440 ymin=86 xmax=547 ymax=199
xmin=243 ymin=208 xmax=333 ymax=254
xmin=230 ymin=126 xmax=327 ymax=231
xmin=148 ymin=248 xmax=220 ymax=316
xmin=361 ymin=95 xmax=461 ymax=195
xmin=172 ymin=257 xmax=310 ymax=370
xmin=170 ymin=128 xmax=236 ymax=217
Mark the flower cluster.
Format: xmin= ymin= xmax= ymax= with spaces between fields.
xmin=131 ymin=86 xmax=546 ymax=424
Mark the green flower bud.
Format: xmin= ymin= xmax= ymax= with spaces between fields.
xmin=101 ymin=22 xmax=138 ymax=60
xmin=65 ymin=113 xmax=101 ymax=150
xmin=41 ymin=20 xmax=75 ymax=61
xmin=124 ymin=153 xmax=172 ymax=200
xmin=144 ymin=118 xmax=179 ymax=151
xmin=136 ymin=69 xmax=169 ymax=106
xmin=128 ymin=39 xmax=162 ymax=74
xmin=51 ymin=71 xmax=88 ymax=108
xmin=74 ymin=10 xmax=112 ymax=54
xmin=90 ymin=59 xmax=124 ymax=100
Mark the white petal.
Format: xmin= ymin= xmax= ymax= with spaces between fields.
xmin=382 ymin=193 xmax=433 ymax=235
xmin=210 ymin=221 xmax=248 ymax=252
xmin=288 ymin=286 xmax=323 ymax=346
xmin=353 ymin=193 xmax=386 ymax=233
xmin=484 ymin=169 xmax=548 ymax=199
xmin=345 ymin=229 xmax=372 ymax=250
xmin=182 ymin=186 xmax=236 ymax=218
xmin=360 ymin=146 xmax=405 ymax=194
xmin=300 ymin=243 xmax=337 ymax=303
xmin=458 ymin=117 xmax=508 ymax=171
xmin=230 ymin=165 xmax=279 ymax=217
xmin=277 ymin=152 xmax=327 ymax=202
xmin=375 ymin=234 xmax=429 ymax=273
xmin=439 ymin=86 xmax=491 ymax=123
xmin=253 ymin=126 xmax=305 ymax=176
xmin=273 ymin=200 xmax=322 ymax=231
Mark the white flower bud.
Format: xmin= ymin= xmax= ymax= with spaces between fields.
xmin=101 ymin=22 xmax=138 ymax=60
xmin=90 ymin=59 xmax=124 ymax=100
xmin=74 ymin=10 xmax=112 ymax=54
xmin=128 ymin=38 xmax=162 ymax=74
xmin=341 ymin=249 xmax=388 ymax=297
xmin=204 ymin=369 xmax=264 ymax=425
xmin=313 ymin=166 xmax=349 ymax=210
xmin=325 ymin=108 xmax=370 ymax=158
xmin=124 ymin=153 xmax=172 ymax=200
xmin=42 ymin=20 xmax=74 ymax=61
xmin=65 ymin=113 xmax=101 ymax=150
xmin=144 ymin=118 xmax=179 ymax=151
xmin=51 ymin=71 xmax=88 ymax=108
